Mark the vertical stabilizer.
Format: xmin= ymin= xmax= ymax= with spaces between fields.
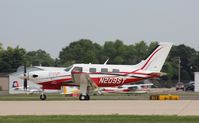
xmin=139 ymin=42 xmax=173 ymax=72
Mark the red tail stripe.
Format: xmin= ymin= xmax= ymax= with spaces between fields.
xmin=140 ymin=47 xmax=162 ymax=70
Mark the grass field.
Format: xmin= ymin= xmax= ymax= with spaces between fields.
xmin=0 ymin=115 xmax=199 ymax=123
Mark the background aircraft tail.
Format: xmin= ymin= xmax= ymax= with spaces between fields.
xmin=136 ymin=42 xmax=173 ymax=72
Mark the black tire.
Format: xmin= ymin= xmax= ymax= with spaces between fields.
xmin=79 ymin=94 xmax=85 ymax=100
xmin=40 ymin=94 xmax=47 ymax=100
xmin=79 ymin=94 xmax=90 ymax=100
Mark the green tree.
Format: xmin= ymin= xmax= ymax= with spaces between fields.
xmin=0 ymin=43 xmax=3 ymax=58
xmin=102 ymin=40 xmax=127 ymax=64
xmin=0 ymin=46 xmax=26 ymax=72
xmin=59 ymin=39 xmax=101 ymax=66
xmin=134 ymin=41 xmax=148 ymax=62
xmin=192 ymin=52 xmax=199 ymax=71
xmin=0 ymin=42 xmax=3 ymax=51
xmin=26 ymin=49 xmax=54 ymax=66
xmin=169 ymin=44 xmax=197 ymax=81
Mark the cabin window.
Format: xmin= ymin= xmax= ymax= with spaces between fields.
xmin=101 ymin=68 xmax=108 ymax=73
xmin=112 ymin=69 xmax=120 ymax=73
xmin=89 ymin=68 xmax=96 ymax=73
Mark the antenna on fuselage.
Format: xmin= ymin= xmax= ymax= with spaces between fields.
xmin=104 ymin=58 xmax=109 ymax=65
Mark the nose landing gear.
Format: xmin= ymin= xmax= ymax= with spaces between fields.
xmin=40 ymin=93 xmax=47 ymax=100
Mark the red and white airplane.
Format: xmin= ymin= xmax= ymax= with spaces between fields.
xmin=20 ymin=42 xmax=172 ymax=100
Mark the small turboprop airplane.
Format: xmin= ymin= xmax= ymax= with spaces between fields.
xmin=99 ymin=83 xmax=153 ymax=94
xmin=20 ymin=42 xmax=172 ymax=100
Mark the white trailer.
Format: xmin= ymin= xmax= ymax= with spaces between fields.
xmin=194 ymin=72 xmax=199 ymax=92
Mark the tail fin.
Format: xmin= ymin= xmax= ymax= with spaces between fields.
xmin=137 ymin=42 xmax=173 ymax=72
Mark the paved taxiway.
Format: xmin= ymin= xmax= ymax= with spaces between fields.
xmin=0 ymin=100 xmax=199 ymax=116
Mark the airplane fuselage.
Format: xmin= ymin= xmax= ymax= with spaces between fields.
xmin=27 ymin=64 xmax=159 ymax=89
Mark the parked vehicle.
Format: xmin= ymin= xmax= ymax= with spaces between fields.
xmin=176 ymin=82 xmax=185 ymax=91
xmin=185 ymin=81 xmax=195 ymax=91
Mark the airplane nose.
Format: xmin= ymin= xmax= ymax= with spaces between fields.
xmin=27 ymin=72 xmax=39 ymax=80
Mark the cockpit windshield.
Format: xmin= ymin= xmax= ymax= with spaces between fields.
xmin=64 ymin=65 xmax=73 ymax=72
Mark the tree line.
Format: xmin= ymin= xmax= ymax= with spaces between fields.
xmin=0 ymin=43 xmax=54 ymax=72
xmin=0 ymin=39 xmax=199 ymax=86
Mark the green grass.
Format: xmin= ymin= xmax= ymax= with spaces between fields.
xmin=0 ymin=115 xmax=199 ymax=123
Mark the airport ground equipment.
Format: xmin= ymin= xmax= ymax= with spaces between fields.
xmin=150 ymin=94 xmax=180 ymax=100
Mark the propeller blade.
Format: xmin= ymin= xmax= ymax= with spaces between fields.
xmin=23 ymin=64 xmax=28 ymax=91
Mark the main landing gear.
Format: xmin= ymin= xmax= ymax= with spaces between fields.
xmin=40 ymin=93 xmax=47 ymax=100
xmin=79 ymin=94 xmax=90 ymax=100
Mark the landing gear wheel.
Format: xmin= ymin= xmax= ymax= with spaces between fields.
xmin=79 ymin=94 xmax=90 ymax=100
xmin=85 ymin=95 xmax=90 ymax=100
xmin=79 ymin=94 xmax=86 ymax=100
xmin=40 ymin=94 xmax=47 ymax=100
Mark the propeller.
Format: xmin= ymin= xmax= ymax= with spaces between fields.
xmin=23 ymin=64 xmax=28 ymax=91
